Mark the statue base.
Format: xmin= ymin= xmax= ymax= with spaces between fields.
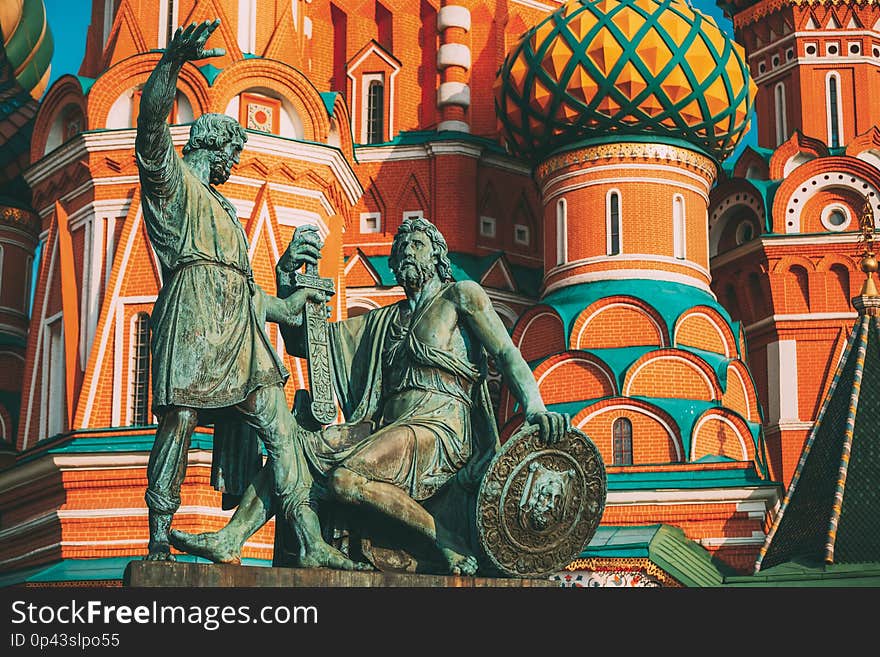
xmin=124 ymin=560 xmax=559 ymax=587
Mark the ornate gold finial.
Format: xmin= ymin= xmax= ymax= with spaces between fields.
xmin=857 ymin=195 xmax=878 ymax=299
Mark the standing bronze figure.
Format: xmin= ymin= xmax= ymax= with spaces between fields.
xmin=135 ymin=20 xmax=365 ymax=571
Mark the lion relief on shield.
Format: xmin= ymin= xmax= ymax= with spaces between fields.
xmin=518 ymin=462 xmax=575 ymax=532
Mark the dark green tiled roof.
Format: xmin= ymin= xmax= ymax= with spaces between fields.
xmin=581 ymin=524 xmax=732 ymax=587
xmin=756 ymin=313 xmax=880 ymax=572
xmin=540 ymin=279 xmax=737 ymax=353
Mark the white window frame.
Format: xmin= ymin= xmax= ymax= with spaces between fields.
xmin=360 ymin=73 xmax=385 ymax=144
xmin=403 ymin=210 xmax=424 ymax=222
xmin=127 ymin=312 xmax=152 ymax=426
xmin=514 ymin=224 xmax=530 ymax=246
xmin=41 ymin=314 xmax=65 ymax=439
xmin=673 ymin=194 xmax=686 ymax=260
xmin=157 ymin=0 xmax=179 ymax=49
xmin=238 ymin=0 xmax=258 ymax=54
xmin=360 ymin=212 xmax=382 ymax=234
xmin=606 ymin=189 xmax=622 ymax=256
xmin=480 ymin=215 xmax=496 ymax=238
xmin=825 ymin=71 xmax=844 ymax=148
xmin=820 ymin=204 xmax=852 ymax=232
xmin=556 ymin=199 xmax=567 ymax=265
xmin=774 ymin=82 xmax=787 ymax=146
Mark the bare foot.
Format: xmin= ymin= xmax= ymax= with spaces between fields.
xmin=169 ymin=529 xmax=242 ymax=565
xmin=144 ymin=540 xmax=176 ymax=562
xmin=440 ymin=546 xmax=478 ymax=576
xmin=298 ymin=542 xmax=374 ymax=571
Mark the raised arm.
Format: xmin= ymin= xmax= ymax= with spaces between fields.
xmin=135 ymin=20 xmax=225 ymax=162
xmin=455 ymin=280 xmax=571 ymax=444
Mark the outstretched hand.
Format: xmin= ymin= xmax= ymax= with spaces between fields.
xmin=526 ymin=410 xmax=571 ymax=445
xmin=165 ymin=19 xmax=226 ymax=64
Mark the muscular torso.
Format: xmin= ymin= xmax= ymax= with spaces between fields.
xmin=381 ymin=284 xmax=483 ymax=423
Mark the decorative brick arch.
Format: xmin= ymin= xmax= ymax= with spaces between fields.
xmin=211 ymin=59 xmax=331 ymax=143
xmin=708 ymin=179 xmax=767 ymax=256
xmin=771 ymin=156 xmax=880 ymax=234
xmin=533 ymin=351 xmax=617 ymax=405
xmin=512 ymin=305 xmax=565 ymax=363
xmin=30 ymin=75 xmax=89 ymax=162
xmin=570 ymin=296 xmax=668 ymax=350
xmin=732 ymin=146 xmax=770 ymax=180
xmin=691 ymin=409 xmax=754 ymax=462
xmin=623 ymin=349 xmax=722 ymax=401
xmin=771 ymin=255 xmax=816 ymax=274
xmin=846 ymin=126 xmax=880 ymax=167
xmin=574 ymin=397 xmax=683 ymax=464
xmin=328 ymin=93 xmax=355 ymax=162
xmin=722 ymin=360 xmax=760 ymax=422
xmin=674 ymin=305 xmax=737 ymax=358
xmin=768 ymin=130 xmax=828 ymax=180
xmin=85 ymin=53 xmax=210 ymax=130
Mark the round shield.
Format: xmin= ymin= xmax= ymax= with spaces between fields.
xmin=476 ymin=424 xmax=606 ymax=578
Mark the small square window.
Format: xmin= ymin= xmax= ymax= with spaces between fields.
xmin=848 ymin=42 xmax=861 ymax=55
xmin=826 ymin=42 xmax=839 ymax=56
xmin=480 ymin=216 xmax=496 ymax=238
xmin=403 ymin=210 xmax=424 ymax=222
xmin=514 ymin=224 xmax=530 ymax=245
xmin=360 ymin=212 xmax=382 ymax=234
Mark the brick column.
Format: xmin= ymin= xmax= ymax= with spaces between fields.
xmin=437 ymin=2 xmax=471 ymax=133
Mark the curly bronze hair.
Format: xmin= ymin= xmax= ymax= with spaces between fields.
xmin=183 ymin=113 xmax=247 ymax=156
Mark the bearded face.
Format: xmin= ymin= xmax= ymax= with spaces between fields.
xmin=209 ymin=141 xmax=242 ymax=185
xmin=392 ymin=231 xmax=438 ymax=290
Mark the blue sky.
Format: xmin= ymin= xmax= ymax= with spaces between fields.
xmin=42 ymin=0 xmax=754 ymax=154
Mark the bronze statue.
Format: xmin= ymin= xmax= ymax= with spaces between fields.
xmin=135 ymin=19 xmax=366 ymax=571
xmin=170 ymin=218 xmax=576 ymax=575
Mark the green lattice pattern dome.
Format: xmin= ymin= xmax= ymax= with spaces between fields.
xmin=495 ymin=0 xmax=756 ymax=162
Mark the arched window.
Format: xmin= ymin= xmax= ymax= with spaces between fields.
xmin=607 ymin=190 xmax=621 ymax=256
xmin=129 ymin=313 xmax=151 ymax=426
xmin=366 ymin=79 xmax=384 ymax=144
xmin=774 ymin=82 xmax=787 ymax=146
xmin=673 ymin=195 xmax=686 ymax=259
xmin=612 ymin=417 xmax=633 ymax=465
xmin=826 ymin=72 xmax=843 ymax=148
xmin=556 ymin=198 xmax=568 ymax=265
xmin=790 ymin=265 xmax=810 ymax=312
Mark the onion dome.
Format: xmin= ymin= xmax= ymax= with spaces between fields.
xmin=0 ymin=0 xmax=53 ymax=99
xmin=495 ymin=0 xmax=755 ymax=162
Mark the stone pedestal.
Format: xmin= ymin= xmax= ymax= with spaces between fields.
xmin=124 ymin=561 xmax=560 ymax=587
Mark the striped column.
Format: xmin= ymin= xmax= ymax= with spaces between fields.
xmin=437 ymin=3 xmax=471 ymax=133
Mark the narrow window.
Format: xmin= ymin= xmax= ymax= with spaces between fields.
xmin=612 ymin=417 xmax=633 ymax=465
xmin=607 ymin=191 xmax=621 ymax=256
xmin=44 ymin=318 xmax=66 ymax=438
xmin=367 ymin=79 xmax=384 ymax=144
xmin=556 ymin=198 xmax=567 ymax=265
xmin=158 ymin=0 xmax=179 ymax=49
xmin=774 ymin=82 xmax=787 ymax=146
xmin=673 ymin=195 xmax=686 ymax=259
xmin=514 ymin=224 xmax=530 ymax=246
xmin=238 ymin=0 xmax=258 ymax=54
xmin=129 ymin=313 xmax=151 ymax=426
xmin=827 ymin=72 xmax=842 ymax=148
